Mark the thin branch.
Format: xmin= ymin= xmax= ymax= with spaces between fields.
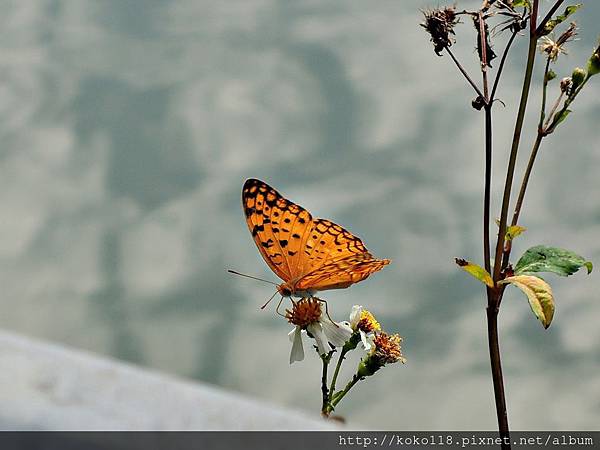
xmin=483 ymin=105 xmax=493 ymax=274
xmin=543 ymin=91 xmax=564 ymax=130
xmin=538 ymin=57 xmax=552 ymax=131
xmin=490 ymin=30 xmax=519 ymax=101
xmin=445 ymin=47 xmax=485 ymax=99
xmin=478 ymin=11 xmax=490 ymax=100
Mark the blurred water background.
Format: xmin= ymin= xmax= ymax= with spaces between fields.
xmin=0 ymin=0 xmax=599 ymax=429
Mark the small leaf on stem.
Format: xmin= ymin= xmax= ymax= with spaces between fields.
xmin=500 ymin=275 xmax=555 ymax=328
xmin=506 ymin=225 xmax=526 ymax=241
xmin=552 ymin=108 xmax=571 ymax=126
xmin=541 ymin=4 xmax=583 ymax=37
xmin=511 ymin=0 xmax=531 ymax=10
xmin=514 ymin=245 xmax=593 ymax=276
xmin=455 ymin=258 xmax=494 ymax=288
xmin=587 ymin=40 xmax=600 ymax=76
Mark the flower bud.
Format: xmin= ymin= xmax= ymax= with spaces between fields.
xmin=570 ymin=67 xmax=587 ymax=93
xmin=357 ymin=356 xmax=381 ymax=378
xmin=587 ymin=43 xmax=600 ymax=76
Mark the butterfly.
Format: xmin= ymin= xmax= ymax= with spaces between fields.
xmin=238 ymin=178 xmax=390 ymax=305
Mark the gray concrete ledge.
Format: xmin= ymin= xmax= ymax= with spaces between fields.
xmin=0 ymin=330 xmax=338 ymax=430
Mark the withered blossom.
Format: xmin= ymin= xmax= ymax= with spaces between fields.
xmin=421 ymin=6 xmax=460 ymax=55
xmin=539 ymin=22 xmax=578 ymax=62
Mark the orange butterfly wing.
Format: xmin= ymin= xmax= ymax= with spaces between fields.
xmin=242 ymin=178 xmax=313 ymax=282
xmin=242 ymin=179 xmax=390 ymax=292
xmin=294 ymin=219 xmax=390 ymax=291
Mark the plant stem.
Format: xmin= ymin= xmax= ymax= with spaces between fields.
xmin=487 ymin=2 xmax=540 ymax=445
xmin=511 ymin=133 xmax=543 ymax=228
xmin=491 ymin=30 xmax=519 ymax=102
xmin=328 ymin=348 xmax=349 ymax=404
xmin=509 ymin=57 xmax=551 ymax=229
xmin=539 ymin=58 xmax=552 ymax=130
xmin=535 ymin=0 xmax=565 ymax=37
xmin=320 ymin=351 xmax=333 ymax=416
xmin=484 ymin=105 xmax=493 ymax=274
xmin=477 ymin=9 xmax=493 ymax=274
xmin=493 ymin=8 xmax=539 ymax=281
xmin=501 ymin=57 xmax=551 ymax=266
xmin=487 ymin=304 xmax=511 ymax=450
xmin=446 ymin=47 xmax=485 ymax=99
xmin=328 ymin=374 xmax=362 ymax=412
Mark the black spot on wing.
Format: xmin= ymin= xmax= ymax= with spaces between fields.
xmin=252 ymin=224 xmax=264 ymax=237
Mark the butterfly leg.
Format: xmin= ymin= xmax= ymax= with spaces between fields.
xmin=313 ymin=296 xmax=339 ymax=327
xmin=274 ymin=296 xmax=287 ymax=318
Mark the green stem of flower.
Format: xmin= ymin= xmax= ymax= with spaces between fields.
xmin=327 ymin=374 xmax=362 ymax=414
xmin=328 ymin=347 xmax=349 ymax=405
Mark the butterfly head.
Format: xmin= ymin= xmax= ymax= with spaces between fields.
xmin=277 ymin=283 xmax=293 ymax=298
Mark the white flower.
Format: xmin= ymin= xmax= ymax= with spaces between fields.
xmin=286 ymin=298 xmax=352 ymax=364
xmin=349 ymin=305 xmax=380 ymax=352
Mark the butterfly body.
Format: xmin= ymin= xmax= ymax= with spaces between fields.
xmin=242 ymin=178 xmax=390 ymax=299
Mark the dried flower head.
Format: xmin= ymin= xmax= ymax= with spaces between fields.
xmin=372 ymin=332 xmax=406 ymax=365
xmin=560 ymin=77 xmax=572 ymax=94
xmin=421 ymin=6 xmax=459 ymax=55
xmin=357 ymin=331 xmax=406 ymax=377
xmin=539 ymin=22 xmax=578 ymax=62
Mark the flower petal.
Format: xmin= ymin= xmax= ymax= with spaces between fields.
xmin=360 ymin=330 xmax=375 ymax=353
xmin=289 ymin=327 xmax=305 ymax=364
xmin=349 ymin=305 xmax=363 ymax=329
xmin=321 ymin=319 xmax=352 ymax=347
xmin=307 ymin=322 xmax=330 ymax=355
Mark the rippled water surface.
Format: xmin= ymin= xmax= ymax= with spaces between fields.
xmin=1 ymin=1 xmax=599 ymax=429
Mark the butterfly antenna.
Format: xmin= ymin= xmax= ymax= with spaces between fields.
xmin=260 ymin=291 xmax=279 ymax=310
xmin=227 ymin=270 xmax=278 ymax=286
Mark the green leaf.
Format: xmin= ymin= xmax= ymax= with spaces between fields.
xmin=506 ymin=225 xmax=526 ymax=241
xmin=455 ymin=258 xmax=494 ymax=288
xmin=541 ymin=4 xmax=582 ymax=36
xmin=514 ymin=245 xmax=593 ymax=277
xmin=546 ymin=69 xmax=557 ymax=82
xmin=500 ymin=275 xmax=555 ymax=328
xmin=512 ymin=0 xmax=531 ymax=10
xmin=552 ymin=108 xmax=571 ymax=127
